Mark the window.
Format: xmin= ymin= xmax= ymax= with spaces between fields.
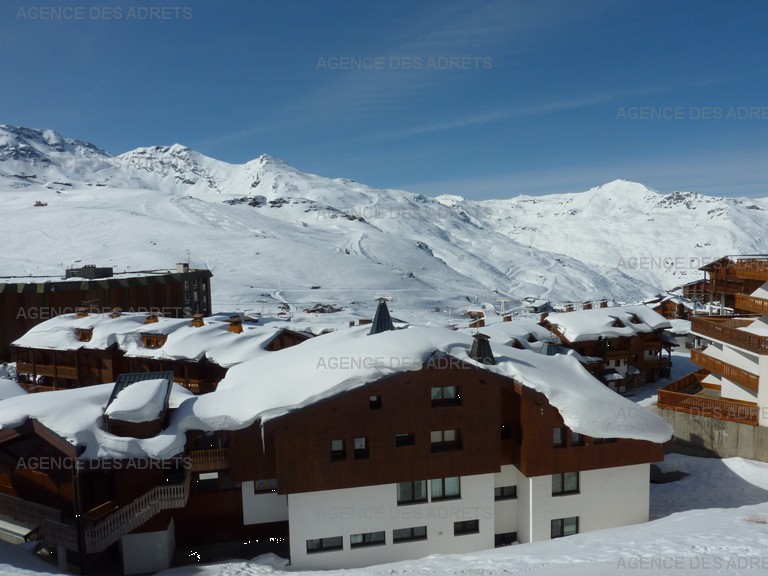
xmin=330 ymin=439 xmax=346 ymax=461
xmin=141 ymin=333 xmax=167 ymax=349
xmin=396 ymin=480 xmax=427 ymax=505
xmin=495 ymin=532 xmax=517 ymax=547
xmin=254 ymin=478 xmax=277 ymax=492
xmin=552 ymin=472 xmax=579 ymax=496
xmin=430 ymin=429 xmax=462 ymax=452
xmin=593 ymin=437 xmax=617 ymax=444
xmin=75 ymin=328 xmax=92 ymax=342
xmin=393 ymin=526 xmax=427 ymax=543
xmin=551 ymin=516 xmax=579 ymax=538
xmin=350 ymin=531 xmax=385 ymax=548
xmin=369 ymin=394 xmax=382 ymax=409
xmin=354 ymin=437 xmax=369 ymax=460
xmin=500 ymin=423 xmax=512 ymax=440
xmin=306 ymin=536 xmax=343 ymax=553
xmin=571 ymin=431 xmax=584 ymax=446
xmin=431 ymin=385 xmax=461 ymax=406
xmin=553 ymin=427 xmax=565 ymax=447
xmin=454 ymin=519 xmax=479 ymax=536
xmin=494 ymin=485 xmax=517 ymax=500
xmin=430 ymin=477 xmax=461 ymax=501
xmin=395 ymin=433 xmax=415 ymax=447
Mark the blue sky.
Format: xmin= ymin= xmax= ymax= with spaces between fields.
xmin=2 ymin=0 xmax=767 ymax=198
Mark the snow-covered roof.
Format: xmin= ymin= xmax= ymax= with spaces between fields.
xmin=12 ymin=312 xmax=308 ymax=368
xmin=544 ymin=305 xmax=671 ymax=343
xmin=461 ymin=320 xmax=557 ymax=353
xmin=0 ymin=378 xmax=26 ymax=401
xmin=104 ymin=378 xmax=168 ymax=423
xmin=0 ymin=324 xmax=672 ymax=460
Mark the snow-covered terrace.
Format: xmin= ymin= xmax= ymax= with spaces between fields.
xmin=544 ymin=305 xmax=672 ymax=343
xmin=0 ymin=324 xmax=673 ymax=461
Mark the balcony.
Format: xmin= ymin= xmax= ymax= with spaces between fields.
xmin=690 ymin=349 xmax=759 ymax=394
xmin=708 ymin=279 xmax=750 ymax=295
xmin=732 ymin=259 xmax=768 ymax=281
xmin=189 ymin=448 xmax=230 ymax=472
xmin=691 ymin=317 xmax=768 ymax=354
xmin=16 ymin=362 xmax=79 ymax=380
xmin=657 ymin=371 xmax=759 ymax=426
xmin=735 ymin=294 xmax=768 ymax=316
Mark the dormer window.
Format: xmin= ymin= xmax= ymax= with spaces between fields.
xmin=611 ymin=319 xmax=625 ymax=328
xmin=75 ymin=328 xmax=93 ymax=342
xmin=141 ymin=333 xmax=167 ymax=349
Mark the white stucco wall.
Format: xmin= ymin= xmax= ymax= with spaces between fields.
xmin=121 ymin=517 xmax=175 ymax=575
xmin=287 ymin=473 xmax=494 ymax=569
xmin=493 ymin=465 xmax=520 ymax=536
xmin=525 ymin=463 xmax=650 ymax=542
xmin=242 ymin=481 xmax=289 ymax=525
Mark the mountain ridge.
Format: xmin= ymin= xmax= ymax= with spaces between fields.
xmin=1 ymin=124 xmax=765 ymax=318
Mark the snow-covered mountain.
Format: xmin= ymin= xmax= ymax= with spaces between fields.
xmin=2 ymin=125 xmax=766 ymax=320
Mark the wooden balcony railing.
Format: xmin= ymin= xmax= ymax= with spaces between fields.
xmin=691 ymin=317 xmax=768 ymax=354
xmin=658 ymin=371 xmax=759 ymax=426
xmin=0 ymin=492 xmax=62 ymax=529
xmin=732 ymin=259 xmax=768 ymax=281
xmin=189 ymin=448 xmax=230 ymax=472
xmin=690 ymin=349 xmax=759 ymax=393
xmin=735 ymin=294 xmax=768 ymax=315
xmin=16 ymin=362 xmax=79 ymax=380
xmin=708 ymin=280 xmax=749 ymax=295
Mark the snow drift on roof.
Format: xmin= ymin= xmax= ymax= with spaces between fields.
xmin=104 ymin=378 xmax=168 ymax=423
xmin=0 ymin=324 xmax=672 ymax=460
xmin=545 ymin=305 xmax=671 ymax=343
xmin=12 ymin=312 xmax=301 ymax=368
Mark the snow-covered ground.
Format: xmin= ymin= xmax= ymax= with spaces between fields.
xmin=3 ymin=125 xmax=768 ymax=325
xmin=2 ymin=454 xmax=767 ymax=576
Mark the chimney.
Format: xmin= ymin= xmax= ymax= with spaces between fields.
xmin=469 ymin=318 xmax=485 ymax=328
xmin=109 ymin=307 xmax=122 ymax=319
xmin=369 ymin=297 xmax=395 ymax=335
xmin=583 ymin=302 xmax=592 ymax=310
xmin=176 ymin=262 xmax=190 ymax=274
xmin=191 ymin=313 xmax=205 ymax=328
xmin=565 ymin=303 xmax=574 ymax=312
xmin=75 ymin=306 xmax=89 ymax=319
xmin=503 ymin=314 xmax=511 ymax=322
xmin=228 ymin=315 xmax=243 ymax=334
xmin=599 ymin=299 xmax=608 ymax=308
xmin=144 ymin=313 xmax=159 ymax=324
xmin=469 ymin=333 xmax=496 ymax=365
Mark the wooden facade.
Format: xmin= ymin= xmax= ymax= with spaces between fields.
xmin=542 ymin=325 xmax=673 ymax=388
xmin=0 ymin=350 xmax=667 ymax=572
xmin=263 ymin=360 xmax=663 ymax=495
xmin=13 ymin=326 xmax=308 ymax=394
xmin=700 ymin=256 xmax=768 ymax=312
xmin=0 ymin=266 xmax=213 ymax=361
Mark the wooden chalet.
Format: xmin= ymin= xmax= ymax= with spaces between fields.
xmin=0 ymin=306 xmax=671 ymax=573
xmin=658 ymin=255 xmax=768 ymax=434
xmin=0 ymin=263 xmax=213 ymax=362
xmin=12 ymin=312 xmax=311 ymax=394
xmin=541 ymin=305 xmax=675 ymax=390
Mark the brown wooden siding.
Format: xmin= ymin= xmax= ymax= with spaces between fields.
xmin=268 ymin=366 xmax=505 ymax=494
xmin=517 ymin=387 xmax=663 ymax=477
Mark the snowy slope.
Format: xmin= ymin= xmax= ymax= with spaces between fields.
xmin=2 ymin=125 xmax=766 ymax=322
xmin=445 ymin=180 xmax=768 ymax=288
